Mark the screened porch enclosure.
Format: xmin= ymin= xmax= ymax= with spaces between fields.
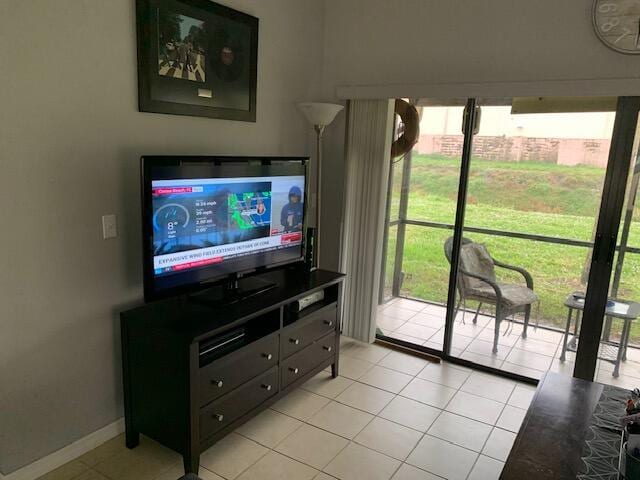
xmin=377 ymin=98 xmax=640 ymax=387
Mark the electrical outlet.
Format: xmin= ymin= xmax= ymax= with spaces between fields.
xmin=102 ymin=214 xmax=118 ymax=239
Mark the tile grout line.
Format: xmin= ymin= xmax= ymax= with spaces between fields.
xmin=270 ymin=397 xmax=425 ymax=438
xmin=222 ymin=337 xmax=525 ymax=480
xmin=350 ymin=350 xmax=524 ymax=428
xmin=442 ymin=355 xmax=514 ymax=476
xmin=371 ymin=340 xmax=447 ymax=480
xmin=396 ymin=336 xmax=515 ymax=478
xmin=244 ymin=390 xmax=395 ymax=477
xmin=285 ymin=341 xmax=456 ymax=478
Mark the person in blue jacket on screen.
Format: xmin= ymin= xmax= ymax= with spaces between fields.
xmin=280 ymin=186 xmax=303 ymax=232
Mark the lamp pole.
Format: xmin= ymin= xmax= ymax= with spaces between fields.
xmin=297 ymin=102 xmax=344 ymax=271
xmin=314 ymin=124 xmax=325 ymax=269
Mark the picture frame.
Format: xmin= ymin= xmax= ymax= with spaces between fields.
xmin=136 ymin=0 xmax=258 ymax=122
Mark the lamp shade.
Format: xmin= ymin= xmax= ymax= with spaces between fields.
xmin=297 ymin=102 xmax=344 ymax=127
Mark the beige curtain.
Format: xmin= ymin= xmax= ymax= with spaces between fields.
xmin=340 ymin=99 xmax=394 ymax=343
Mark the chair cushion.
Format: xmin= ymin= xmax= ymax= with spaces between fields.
xmin=459 ymin=243 xmax=496 ymax=291
xmin=468 ymin=284 xmax=539 ymax=308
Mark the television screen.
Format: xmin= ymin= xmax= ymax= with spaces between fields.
xmin=142 ymin=157 xmax=307 ymax=301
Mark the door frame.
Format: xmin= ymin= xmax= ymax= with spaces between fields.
xmin=443 ymin=99 xmax=478 ymax=355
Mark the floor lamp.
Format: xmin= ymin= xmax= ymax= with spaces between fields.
xmin=297 ymin=102 xmax=344 ymax=269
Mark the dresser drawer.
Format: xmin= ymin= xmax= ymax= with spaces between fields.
xmin=281 ymin=303 xmax=337 ymax=359
xmin=200 ymin=366 xmax=278 ymax=440
xmin=281 ymin=332 xmax=336 ymax=389
xmin=199 ymin=332 xmax=279 ymax=406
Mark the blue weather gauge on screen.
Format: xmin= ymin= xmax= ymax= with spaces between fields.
xmin=153 ymin=203 xmax=190 ymax=238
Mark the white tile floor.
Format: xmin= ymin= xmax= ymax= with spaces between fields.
xmin=378 ymin=297 xmax=640 ymax=390
xmin=37 ymin=337 xmax=533 ymax=480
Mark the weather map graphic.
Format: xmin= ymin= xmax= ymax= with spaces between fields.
xmin=228 ymin=191 xmax=271 ymax=229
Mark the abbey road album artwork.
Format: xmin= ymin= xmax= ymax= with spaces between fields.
xmin=136 ymin=0 xmax=258 ymax=121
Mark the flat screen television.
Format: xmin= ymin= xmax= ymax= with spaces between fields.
xmin=141 ymin=156 xmax=308 ymax=302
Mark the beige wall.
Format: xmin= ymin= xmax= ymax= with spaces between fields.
xmin=319 ymin=0 xmax=640 ymax=271
xmin=0 ymin=0 xmax=323 ymax=474
xmin=322 ymin=0 xmax=640 ymax=93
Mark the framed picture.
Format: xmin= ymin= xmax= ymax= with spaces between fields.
xmin=136 ymin=0 xmax=258 ymax=121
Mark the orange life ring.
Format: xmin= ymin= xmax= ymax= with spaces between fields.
xmin=391 ymin=99 xmax=420 ymax=158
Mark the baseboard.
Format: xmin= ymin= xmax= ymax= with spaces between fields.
xmin=0 ymin=418 xmax=125 ymax=480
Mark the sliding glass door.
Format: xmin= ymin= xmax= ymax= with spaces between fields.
xmin=379 ymin=96 xmax=640 ymax=384
xmin=450 ymin=98 xmax=618 ymax=381
xmin=377 ymin=99 xmax=467 ymax=352
xmin=595 ymin=126 xmax=640 ymax=389
xmin=578 ymin=98 xmax=640 ymax=386
xmin=595 ymin=190 xmax=640 ymax=387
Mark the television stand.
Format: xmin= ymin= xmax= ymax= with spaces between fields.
xmin=121 ymin=268 xmax=344 ymax=477
xmin=189 ymin=275 xmax=277 ymax=307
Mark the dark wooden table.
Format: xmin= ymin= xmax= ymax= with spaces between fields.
xmin=501 ymin=372 xmax=607 ymax=479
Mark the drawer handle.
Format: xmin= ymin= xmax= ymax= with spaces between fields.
xmin=324 ymin=320 xmax=334 ymax=327
xmin=289 ymin=367 xmax=299 ymax=374
xmin=290 ymin=338 xmax=300 ymax=345
xmin=261 ymin=384 xmax=272 ymax=391
xmin=211 ymin=380 xmax=224 ymax=388
xmin=263 ymin=353 xmax=273 ymax=360
xmin=212 ymin=413 xmax=224 ymax=422
xmin=323 ymin=346 xmax=333 ymax=352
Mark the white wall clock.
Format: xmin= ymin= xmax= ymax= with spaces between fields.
xmin=593 ymin=0 xmax=640 ymax=54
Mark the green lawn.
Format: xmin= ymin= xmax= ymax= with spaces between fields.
xmin=384 ymin=154 xmax=640 ymax=344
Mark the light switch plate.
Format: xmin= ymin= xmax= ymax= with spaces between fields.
xmin=102 ymin=214 xmax=117 ymax=239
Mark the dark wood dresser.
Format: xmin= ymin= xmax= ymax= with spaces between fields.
xmin=120 ymin=268 xmax=344 ymax=476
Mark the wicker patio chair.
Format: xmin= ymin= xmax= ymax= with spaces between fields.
xmin=444 ymin=237 xmax=538 ymax=353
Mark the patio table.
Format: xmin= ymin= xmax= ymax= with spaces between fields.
xmin=560 ymin=292 xmax=640 ymax=377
